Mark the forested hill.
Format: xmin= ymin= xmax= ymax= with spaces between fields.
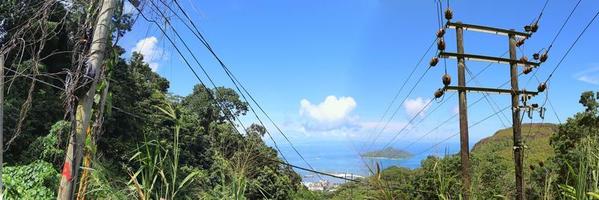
xmin=325 ymin=123 xmax=562 ymax=199
xmin=472 ymin=123 xmax=558 ymax=166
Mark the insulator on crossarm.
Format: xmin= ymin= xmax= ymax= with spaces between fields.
xmin=519 ymin=56 xmax=528 ymax=63
xmin=430 ymin=57 xmax=439 ymax=66
xmin=445 ymin=8 xmax=453 ymax=21
xmin=442 ymin=74 xmax=451 ymax=86
xmin=537 ymin=82 xmax=547 ymax=92
xmin=523 ymin=67 xmax=533 ymax=74
xmin=516 ymin=38 xmax=525 ymax=47
xmin=436 ymin=28 xmax=445 ymax=38
xmin=434 ymin=88 xmax=445 ymax=99
xmin=540 ymin=51 xmax=548 ymax=62
xmin=533 ymin=53 xmax=540 ymax=60
xmin=531 ymin=22 xmax=539 ymax=33
xmin=437 ymin=38 xmax=446 ymax=51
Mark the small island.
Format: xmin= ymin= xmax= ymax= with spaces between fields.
xmin=361 ymin=147 xmax=413 ymax=160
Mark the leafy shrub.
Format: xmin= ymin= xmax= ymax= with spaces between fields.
xmin=2 ymin=160 xmax=60 ymax=199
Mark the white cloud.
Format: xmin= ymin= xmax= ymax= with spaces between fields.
xmin=575 ymin=66 xmax=599 ymax=85
xmin=578 ymin=75 xmax=599 ymax=85
xmin=132 ymin=36 xmax=165 ymax=71
xmin=300 ymin=96 xmax=356 ymax=123
xmin=299 ymin=96 xmax=358 ymax=131
xmin=404 ymin=97 xmax=431 ymax=117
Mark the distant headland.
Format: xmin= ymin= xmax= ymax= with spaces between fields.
xmin=361 ymin=147 xmax=413 ymax=160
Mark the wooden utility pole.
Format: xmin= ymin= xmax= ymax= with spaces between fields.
xmin=455 ymin=22 xmax=471 ymax=200
xmin=0 ymin=53 xmax=4 ymax=199
xmin=57 ymin=0 xmax=116 ymax=199
xmin=435 ymin=21 xmax=542 ymax=200
xmin=508 ymin=32 xmax=525 ymax=200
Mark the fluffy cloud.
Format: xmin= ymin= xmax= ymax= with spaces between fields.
xmin=300 ymin=96 xmax=356 ymax=122
xmin=575 ymin=66 xmax=599 ymax=85
xmin=132 ymin=36 xmax=164 ymax=71
xmin=299 ymin=96 xmax=358 ymax=131
xmin=404 ymin=97 xmax=431 ymax=117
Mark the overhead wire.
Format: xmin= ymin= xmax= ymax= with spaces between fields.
xmin=465 ymin=67 xmax=510 ymax=128
xmin=363 ymin=0 xmax=448 ymax=151
xmin=380 ymin=98 xmax=435 ymax=150
xmin=3 ymin=65 xmax=357 ymax=183
xmin=2 ymin=66 xmax=146 ymax=120
xmin=132 ymin=0 xmax=295 ymax=166
xmin=372 ymin=46 xmax=508 ymax=150
xmin=396 ymin=74 xmax=515 ymax=151
xmin=525 ymin=0 xmax=582 ymax=86
xmin=543 ymin=10 xmax=599 ymax=84
xmin=547 ymin=0 xmax=583 ymax=52
xmin=155 ymin=0 xmax=323 ymax=179
xmin=362 ymin=39 xmax=437 ymax=151
xmin=414 ymin=104 xmax=511 ymax=156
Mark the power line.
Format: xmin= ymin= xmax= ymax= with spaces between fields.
xmin=395 ymin=75 xmax=514 ymax=151
xmin=364 ymin=0 xmax=450 ymax=152
xmin=533 ymin=74 xmax=562 ymax=124
xmin=401 ymin=94 xmax=486 ymax=150
xmin=380 ymin=50 xmax=509 ymax=151
xmin=465 ymin=67 xmax=510 ymax=127
xmin=414 ymin=104 xmax=510 ymax=156
xmin=363 ymin=39 xmax=437 ymax=151
xmin=4 ymin=63 xmax=358 ymax=183
xmin=163 ymin=0 xmax=308 ymax=169
xmin=381 ymin=98 xmax=434 ymax=150
xmin=366 ymin=66 xmax=433 ymax=151
xmin=532 ymin=0 xmax=550 ymax=25
xmin=2 ymin=66 xmax=145 ymax=120
xmin=547 ymin=0 xmax=583 ymax=51
xmin=271 ymin=159 xmax=359 ymax=182
xmin=153 ymin=0 xmax=322 ymax=179
xmin=525 ymin=0 xmax=583 ymax=87
xmin=131 ymin=0 xmax=294 ymax=166
xmin=544 ymin=10 xmax=599 ymax=83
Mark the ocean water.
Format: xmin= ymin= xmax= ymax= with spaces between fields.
xmin=276 ymin=140 xmax=460 ymax=183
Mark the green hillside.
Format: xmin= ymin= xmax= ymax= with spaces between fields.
xmin=470 ymin=123 xmax=558 ymax=196
xmin=472 ymin=123 xmax=558 ymax=168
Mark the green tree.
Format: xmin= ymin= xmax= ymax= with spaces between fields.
xmin=551 ymin=91 xmax=599 ymax=185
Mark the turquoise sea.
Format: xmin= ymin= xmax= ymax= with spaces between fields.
xmin=276 ymin=140 xmax=460 ymax=183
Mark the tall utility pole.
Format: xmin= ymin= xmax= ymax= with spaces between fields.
xmin=57 ymin=0 xmax=116 ymax=199
xmin=508 ymin=32 xmax=525 ymax=199
xmin=434 ymin=21 xmax=542 ymax=200
xmin=455 ymin=23 xmax=471 ymax=199
xmin=0 ymin=53 xmax=5 ymax=199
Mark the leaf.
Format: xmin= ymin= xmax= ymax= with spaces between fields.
xmin=176 ymin=171 xmax=200 ymax=192
xmin=129 ymin=152 xmax=142 ymax=162
xmin=588 ymin=192 xmax=599 ymax=199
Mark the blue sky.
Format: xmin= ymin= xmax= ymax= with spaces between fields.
xmin=120 ymin=0 xmax=599 ymax=154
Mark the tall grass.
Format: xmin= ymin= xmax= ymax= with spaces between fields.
xmin=127 ymin=103 xmax=200 ymax=200
xmin=558 ymin=137 xmax=599 ymax=199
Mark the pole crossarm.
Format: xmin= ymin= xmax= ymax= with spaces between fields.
xmin=439 ymin=52 xmax=540 ymax=67
xmin=444 ymin=86 xmax=539 ymax=96
xmin=446 ymin=22 xmax=531 ymax=37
